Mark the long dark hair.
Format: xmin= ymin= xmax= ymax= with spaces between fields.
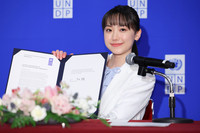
xmin=102 ymin=5 xmax=140 ymax=55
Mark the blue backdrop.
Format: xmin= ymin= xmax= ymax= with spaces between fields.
xmin=0 ymin=0 xmax=200 ymax=120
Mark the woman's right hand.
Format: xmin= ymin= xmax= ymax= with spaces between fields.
xmin=52 ymin=50 xmax=73 ymax=60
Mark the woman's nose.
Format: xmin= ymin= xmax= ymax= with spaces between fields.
xmin=112 ymin=30 xmax=119 ymax=41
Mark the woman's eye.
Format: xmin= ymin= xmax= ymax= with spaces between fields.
xmin=120 ymin=28 xmax=127 ymax=32
xmin=105 ymin=29 xmax=112 ymax=32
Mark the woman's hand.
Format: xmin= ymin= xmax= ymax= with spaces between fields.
xmin=52 ymin=50 xmax=73 ymax=60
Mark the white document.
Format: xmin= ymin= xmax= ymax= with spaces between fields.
xmin=6 ymin=49 xmax=60 ymax=94
xmin=62 ymin=54 xmax=106 ymax=112
xmin=110 ymin=121 xmax=171 ymax=127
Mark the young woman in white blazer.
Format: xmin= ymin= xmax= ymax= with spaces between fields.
xmin=52 ymin=5 xmax=155 ymax=120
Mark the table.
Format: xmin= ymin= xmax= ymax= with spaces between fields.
xmin=0 ymin=119 xmax=200 ymax=133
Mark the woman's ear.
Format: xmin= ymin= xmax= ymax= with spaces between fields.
xmin=134 ymin=29 xmax=142 ymax=41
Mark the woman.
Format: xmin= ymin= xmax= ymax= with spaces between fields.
xmin=52 ymin=5 xmax=155 ymax=120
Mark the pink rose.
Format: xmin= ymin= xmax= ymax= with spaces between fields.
xmin=44 ymin=86 xmax=58 ymax=100
xmin=51 ymin=94 xmax=72 ymax=115
xmin=19 ymin=98 xmax=35 ymax=116
xmin=2 ymin=94 xmax=11 ymax=106
xmin=21 ymin=88 xmax=34 ymax=100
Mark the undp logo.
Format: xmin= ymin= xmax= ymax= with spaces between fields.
xmin=53 ymin=0 xmax=73 ymax=19
xmin=169 ymin=58 xmax=182 ymax=71
xmin=165 ymin=54 xmax=185 ymax=94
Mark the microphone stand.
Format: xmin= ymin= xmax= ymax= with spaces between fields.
xmin=138 ymin=66 xmax=193 ymax=123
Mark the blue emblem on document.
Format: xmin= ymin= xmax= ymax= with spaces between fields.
xmin=48 ymin=58 xmax=53 ymax=66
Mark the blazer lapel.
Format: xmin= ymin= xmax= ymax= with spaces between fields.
xmin=99 ymin=63 xmax=136 ymax=115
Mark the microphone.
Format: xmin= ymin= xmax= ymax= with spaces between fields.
xmin=126 ymin=53 xmax=175 ymax=69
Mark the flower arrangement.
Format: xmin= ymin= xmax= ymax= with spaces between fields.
xmin=0 ymin=82 xmax=107 ymax=128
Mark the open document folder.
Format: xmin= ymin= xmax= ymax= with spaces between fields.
xmin=6 ymin=48 xmax=107 ymax=113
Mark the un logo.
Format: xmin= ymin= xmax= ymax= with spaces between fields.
xmin=169 ymin=58 xmax=182 ymax=71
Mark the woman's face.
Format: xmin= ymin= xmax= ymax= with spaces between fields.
xmin=104 ymin=24 xmax=140 ymax=56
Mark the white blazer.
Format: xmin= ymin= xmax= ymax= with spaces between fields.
xmin=98 ymin=63 xmax=155 ymax=120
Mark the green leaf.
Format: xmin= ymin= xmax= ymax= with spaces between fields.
xmin=9 ymin=115 xmax=36 ymax=128
xmin=99 ymin=118 xmax=111 ymax=127
xmin=0 ymin=105 xmax=4 ymax=111
xmin=89 ymin=113 xmax=97 ymax=119
xmin=1 ymin=111 xmax=15 ymax=123
xmin=29 ymin=117 xmax=36 ymax=127
xmin=44 ymin=111 xmax=71 ymax=127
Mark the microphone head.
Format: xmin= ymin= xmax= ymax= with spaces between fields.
xmin=126 ymin=53 xmax=136 ymax=65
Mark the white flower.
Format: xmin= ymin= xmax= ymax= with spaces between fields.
xmin=31 ymin=105 xmax=47 ymax=121
xmin=76 ymin=98 xmax=93 ymax=116
xmin=12 ymin=97 xmax=21 ymax=107
xmin=7 ymin=98 xmax=21 ymax=113
xmin=78 ymin=99 xmax=90 ymax=111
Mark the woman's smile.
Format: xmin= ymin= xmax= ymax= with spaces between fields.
xmin=111 ymin=43 xmax=123 ymax=47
